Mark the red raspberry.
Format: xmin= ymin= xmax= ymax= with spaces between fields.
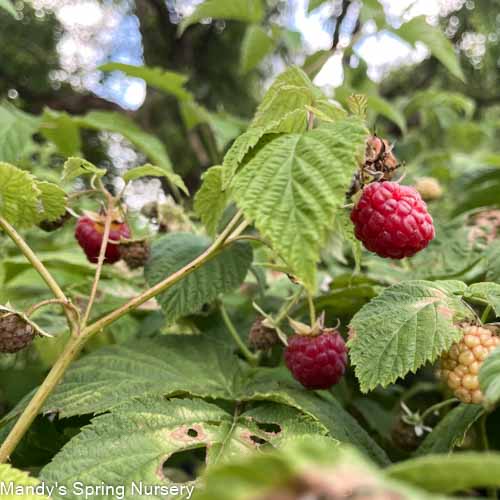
xmin=285 ymin=329 xmax=347 ymax=390
xmin=75 ymin=215 xmax=130 ymax=264
xmin=350 ymin=181 xmax=434 ymax=259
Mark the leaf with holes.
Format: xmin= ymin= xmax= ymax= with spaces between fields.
xmin=178 ymin=0 xmax=264 ymax=35
xmin=0 ymin=463 xmax=49 ymax=499
xmin=123 ymin=164 xmax=188 ymax=194
xmin=100 ymin=62 xmax=191 ymax=101
xmin=348 ymin=280 xmax=474 ymax=392
xmin=39 ymin=397 xmax=327 ymax=500
xmin=194 ymin=166 xmax=229 ymax=236
xmin=34 ymin=181 xmax=67 ymax=223
xmin=0 ymin=162 xmax=42 ymax=228
xmin=145 ymin=233 xmax=252 ymax=323
xmin=232 ymin=118 xmax=367 ymax=289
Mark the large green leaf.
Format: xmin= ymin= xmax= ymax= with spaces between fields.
xmin=145 ymin=233 xmax=253 ymax=323
xmin=195 ymin=439 xmax=435 ymax=500
xmin=179 ymin=0 xmax=264 ymax=35
xmin=479 ymin=347 xmax=500 ymax=410
xmin=387 ymin=453 xmax=500 ymax=493
xmin=76 ymin=111 xmax=173 ymax=171
xmin=0 ymin=464 xmax=48 ymax=499
xmin=123 ymin=164 xmax=188 ymax=194
xmin=0 ymin=162 xmax=41 ymax=228
xmin=34 ymin=181 xmax=67 ymax=223
xmin=40 ymin=398 xmax=326 ymax=500
xmin=232 ymin=118 xmax=367 ymax=289
xmin=100 ymin=62 xmax=191 ymax=101
xmin=40 ymin=109 xmax=81 ymax=156
xmin=415 ymin=404 xmax=484 ymax=456
xmin=240 ymin=24 xmax=276 ymax=74
xmin=0 ymin=104 xmax=40 ymax=163
xmin=394 ymin=16 xmax=464 ymax=81
xmin=193 ymin=166 xmax=229 ymax=236
xmin=349 ymin=280 xmax=474 ymax=392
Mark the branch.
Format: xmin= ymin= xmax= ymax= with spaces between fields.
xmin=331 ymin=0 xmax=351 ymax=52
xmin=0 ymin=217 xmax=78 ymax=331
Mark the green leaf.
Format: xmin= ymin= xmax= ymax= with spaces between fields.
xmin=0 ymin=103 xmax=40 ymax=163
xmin=40 ymin=109 xmax=81 ymax=156
xmin=387 ymin=452 xmax=500 ymax=493
xmin=240 ymin=25 xmax=276 ymax=74
xmin=232 ymin=118 xmax=367 ymax=289
xmin=0 ymin=162 xmax=42 ymax=228
xmin=179 ymin=0 xmax=264 ymax=35
xmin=466 ymin=282 xmax=500 ymax=316
xmin=348 ymin=280 xmax=474 ymax=392
xmin=145 ymin=233 xmax=253 ymax=323
xmin=123 ymin=164 xmax=188 ymax=194
xmin=34 ymin=181 xmax=67 ymax=223
xmin=251 ymin=66 xmax=317 ymax=132
xmin=40 ymin=397 xmax=325 ymax=499
xmin=76 ymin=111 xmax=173 ymax=172
xmin=194 ymin=166 xmax=229 ymax=236
xmin=99 ymin=62 xmax=191 ymax=101
xmin=0 ymin=463 xmax=49 ymax=499
xmin=61 ymin=157 xmax=106 ymax=182
xmin=479 ymin=347 xmax=500 ymax=410
xmin=394 ymin=16 xmax=464 ymax=81
xmin=307 ymin=0 xmax=328 ymax=12
xmin=196 ymin=439 xmax=436 ymax=500
xmin=366 ymin=94 xmax=407 ymax=134
xmin=415 ymin=404 xmax=484 ymax=456
xmin=0 ymin=0 xmax=16 ymax=17
xmin=302 ymin=50 xmax=331 ymax=79
xmin=359 ymin=0 xmax=386 ymax=28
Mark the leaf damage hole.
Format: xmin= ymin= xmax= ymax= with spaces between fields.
xmin=187 ymin=428 xmax=198 ymax=438
xmin=255 ymin=422 xmax=281 ymax=434
xmin=249 ymin=435 xmax=268 ymax=445
xmin=161 ymin=447 xmax=207 ymax=483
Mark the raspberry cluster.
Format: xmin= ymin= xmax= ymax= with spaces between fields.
xmin=285 ymin=329 xmax=347 ymax=390
xmin=350 ymin=181 xmax=435 ymax=259
xmin=438 ymin=324 xmax=500 ymax=404
xmin=75 ymin=215 xmax=131 ymax=264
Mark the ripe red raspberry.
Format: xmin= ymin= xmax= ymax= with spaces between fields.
xmin=438 ymin=324 xmax=500 ymax=404
xmin=285 ymin=329 xmax=347 ymax=390
xmin=75 ymin=214 xmax=130 ymax=264
xmin=350 ymin=181 xmax=434 ymax=259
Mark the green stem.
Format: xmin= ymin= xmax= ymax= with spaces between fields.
xmin=421 ymin=398 xmax=458 ymax=422
xmin=219 ymin=302 xmax=258 ymax=366
xmin=0 ymin=217 xmax=78 ymax=331
xmin=274 ymin=287 xmax=303 ymax=326
xmin=0 ymin=333 xmax=86 ymax=463
xmin=482 ymin=304 xmax=493 ymax=324
xmin=307 ymin=291 xmax=316 ymax=325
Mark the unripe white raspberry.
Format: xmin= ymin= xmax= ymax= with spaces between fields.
xmin=438 ymin=324 xmax=500 ymax=404
xmin=415 ymin=177 xmax=443 ymax=201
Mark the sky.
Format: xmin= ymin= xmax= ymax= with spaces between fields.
xmin=30 ymin=0 xmax=459 ymax=109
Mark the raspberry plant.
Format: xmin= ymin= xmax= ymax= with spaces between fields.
xmin=2 ymin=1 xmax=500 ymax=499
